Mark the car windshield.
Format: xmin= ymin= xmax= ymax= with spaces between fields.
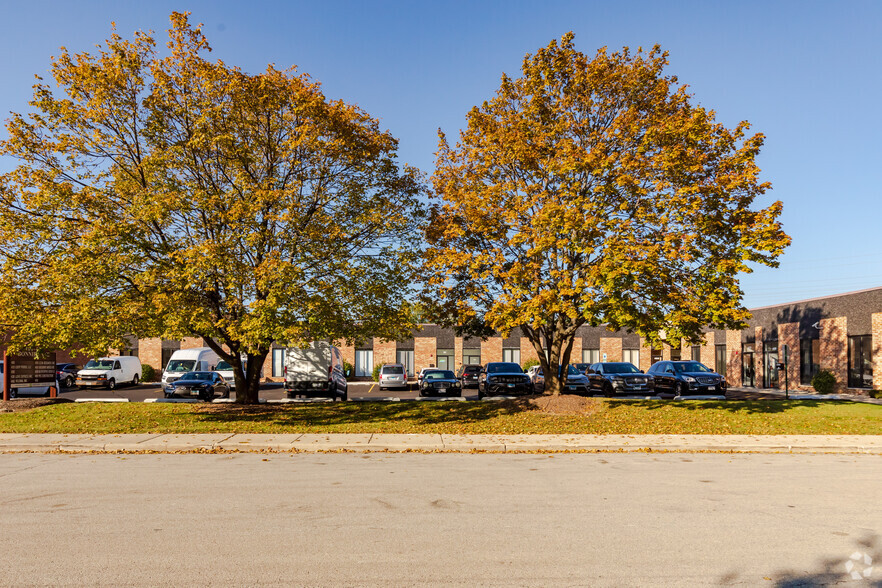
xmin=487 ymin=363 xmax=523 ymax=374
xmin=85 ymin=359 xmax=114 ymax=370
xmin=382 ymin=366 xmax=404 ymax=375
xmin=674 ymin=362 xmax=712 ymax=373
xmin=178 ymin=371 xmax=212 ymax=381
xmin=604 ymin=363 xmax=642 ymax=374
xmin=425 ymin=371 xmax=455 ymax=380
xmin=215 ymin=361 xmax=232 ymax=371
xmin=463 ymin=366 xmax=481 ymax=373
xmin=166 ymin=360 xmax=196 ymax=372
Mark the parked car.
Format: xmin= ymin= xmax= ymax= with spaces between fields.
xmin=165 ymin=371 xmax=229 ymax=401
xmin=646 ymin=361 xmax=726 ymax=395
xmin=456 ymin=364 xmax=482 ymax=388
xmin=417 ymin=367 xmax=439 ymax=386
xmin=419 ymin=369 xmax=462 ymax=397
xmin=571 ymin=363 xmax=592 ymax=374
xmin=478 ymin=362 xmax=533 ymax=398
xmin=284 ymin=342 xmax=348 ymax=400
xmin=214 ymin=357 xmax=263 ymax=390
xmin=55 ymin=363 xmax=79 ymax=388
xmin=530 ymin=364 xmax=591 ymax=395
xmin=378 ymin=363 xmax=409 ymax=391
xmin=77 ymin=356 xmax=142 ymax=390
xmin=587 ymin=362 xmax=655 ymax=395
xmin=161 ymin=347 xmax=221 ymax=386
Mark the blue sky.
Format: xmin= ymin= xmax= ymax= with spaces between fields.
xmin=1 ymin=0 xmax=880 ymax=309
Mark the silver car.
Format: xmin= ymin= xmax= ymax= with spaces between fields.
xmin=378 ymin=363 xmax=409 ymax=390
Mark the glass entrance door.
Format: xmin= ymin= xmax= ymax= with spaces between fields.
xmin=742 ymin=343 xmax=755 ymax=387
xmin=763 ymin=349 xmax=779 ymax=388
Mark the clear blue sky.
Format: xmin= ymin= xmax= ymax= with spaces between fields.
xmin=2 ymin=0 xmax=880 ymax=309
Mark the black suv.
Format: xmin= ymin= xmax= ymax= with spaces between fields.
xmin=456 ymin=364 xmax=482 ymax=388
xmin=587 ymin=362 xmax=654 ymax=395
xmin=646 ymin=361 xmax=726 ymax=395
xmin=478 ymin=362 xmax=533 ymax=398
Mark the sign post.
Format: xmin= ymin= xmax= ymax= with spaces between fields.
xmin=2 ymin=351 xmax=57 ymax=400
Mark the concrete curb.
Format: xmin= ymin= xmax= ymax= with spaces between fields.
xmin=1 ymin=433 xmax=881 ymax=454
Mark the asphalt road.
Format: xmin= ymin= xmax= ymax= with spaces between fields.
xmin=1 ymin=453 xmax=879 ymax=586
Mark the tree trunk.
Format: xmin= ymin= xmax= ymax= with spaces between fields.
xmin=234 ymin=351 xmax=268 ymax=404
xmin=522 ymin=324 xmax=577 ymax=396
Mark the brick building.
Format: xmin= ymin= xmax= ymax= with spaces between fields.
xmin=7 ymin=287 xmax=880 ymax=394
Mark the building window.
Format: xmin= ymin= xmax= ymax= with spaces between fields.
xmin=848 ymin=335 xmax=873 ymax=389
xmin=622 ymin=348 xmax=639 ymax=369
xmin=691 ymin=346 xmax=701 ymax=362
xmin=436 ymin=348 xmax=454 ymax=371
xmin=502 ymin=348 xmax=520 ymax=365
xmin=715 ymin=344 xmax=726 ymax=376
xmin=396 ymin=350 xmax=415 ymax=376
xmin=670 ymin=347 xmax=681 ymax=361
xmin=799 ymin=339 xmax=820 ymax=385
xmin=582 ymin=349 xmax=599 ymax=364
xmin=650 ymin=348 xmax=662 ymax=365
xmin=355 ymin=350 xmax=374 ymax=377
xmin=271 ymin=348 xmax=285 ymax=378
xmin=463 ymin=352 xmax=481 ymax=365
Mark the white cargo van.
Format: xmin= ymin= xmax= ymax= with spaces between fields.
xmin=214 ymin=356 xmax=263 ymax=390
xmin=161 ymin=347 xmax=220 ymax=386
xmin=77 ymin=356 xmax=142 ymax=390
xmin=284 ymin=342 xmax=348 ymax=400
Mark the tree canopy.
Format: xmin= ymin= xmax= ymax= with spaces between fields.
xmin=0 ymin=13 xmax=424 ymax=402
xmin=424 ymin=34 xmax=789 ymax=394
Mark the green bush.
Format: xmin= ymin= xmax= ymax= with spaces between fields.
xmin=372 ymin=364 xmax=382 ymax=382
xmin=869 ymin=390 xmax=881 ymax=399
xmin=522 ymin=358 xmax=540 ymax=372
xmin=811 ymin=369 xmax=836 ymax=394
xmin=342 ymin=360 xmax=354 ymax=378
xmin=141 ymin=364 xmax=157 ymax=382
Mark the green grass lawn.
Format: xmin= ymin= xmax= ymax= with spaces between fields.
xmin=1 ymin=399 xmax=881 ymax=435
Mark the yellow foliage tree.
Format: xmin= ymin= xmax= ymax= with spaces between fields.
xmin=424 ymin=34 xmax=789 ymax=395
xmin=0 ymin=14 xmax=424 ymax=403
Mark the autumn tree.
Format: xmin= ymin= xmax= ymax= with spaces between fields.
xmin=0 ymin=13 xmax=424 ymax=403
xmin=424 ymin=34 xmax=789 ymax=395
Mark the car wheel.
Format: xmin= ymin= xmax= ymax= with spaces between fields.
xmin=107 ymin=378 xmax=116 ymax=390
xmin=132 ymin=374 xmax=139 ymax=386
xmin=64 ymin=375 xmax=74 ymax=388
xmin=477 ymin=387 xmax=484 ymax=400
xmin=164 ymin=392 xmax=173 ymax=399
xmin=341 ymin=385 xmax=348 ymax=402
xmin=677 ymin=382 xmax=688 ymax=396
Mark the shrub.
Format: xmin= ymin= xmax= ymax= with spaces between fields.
xmin=342 ymin=360 xmax=354 ymax=378
xmin=141 ymin=364 xmax=157 ymax=382
xmin=812 ymin=369 xmax=836 ymax=394
xmin=869 ymin=390 xmax=881 ymax=399
xmin=522 ymin=358 xmax=540 ymax=372
xmin=372 ymin=364 xmax=382 ymax=382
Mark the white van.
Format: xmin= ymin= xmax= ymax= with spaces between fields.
xmin=214 ymin=356 xmax=263 ymax=390
xmin=284 ymin=342 xmax=348 ymax=400
xmin=77 ymin=356 xmax=142 ymax=390
xmin=161 ymin=347 xmax=221 ymax=386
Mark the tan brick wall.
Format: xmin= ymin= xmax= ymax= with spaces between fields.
xmin=139 ymin=338 xmax=162 ymax=372
xmin=374 ymin=339 xmax=396 ymax=368
xmin=639 ymin=340 xmax=654 ymax=371
xmin=700 ymin=334 xmax=715 ymax=370
xmin=725 ymin=330 xmax=741 ymax=387
xmin=337 ymin=343 xmax=355 ymax=367
xmin=454 ymin=337 xmax=463 ymax=372
xmin=661 ymin=344 xmax=671 ymax=361
xmin=181 ymin=337 xmax=205 ymax=350
xmin=415 ymin=337 xmax=436 ymax=371
xmin=874 ymin=313 xmax=882 ymax=391
xmin=778 ymin=322 xmax=802 ymax=390
xmin=569 ymin=336 xmax=582 ymax=365
xmin=262 ymin=353 xmax=275 ymax=382
xmin=599 ymin=337 xmax=622 ymax=363
xmin=482 ymin=337 xmax=503 ymax=364
xmin=520 ymin=337 xmax=538 ymax=364
xmin=819 ymin=317 xmax=848 ymax=392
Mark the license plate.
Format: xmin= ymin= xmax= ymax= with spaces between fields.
xmin=567 ymin=386 xmax=576 ymax=391
xmin=311 ymin=382 xmax=323 ymax=388
xmin=507 ymin=383 xmax=515 ymax=388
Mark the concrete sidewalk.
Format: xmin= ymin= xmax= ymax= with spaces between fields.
xmin=1 ymin=433 xmax=882 ymax=454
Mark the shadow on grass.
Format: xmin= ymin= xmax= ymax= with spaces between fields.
xmin=607 ymin=399 xmax=838 ymax=415
xmin=192 ymin=398 xmax=538 ymax=429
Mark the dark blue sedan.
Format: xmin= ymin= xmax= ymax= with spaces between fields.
xmin=165 ymin=371 xmax=230 ymax=401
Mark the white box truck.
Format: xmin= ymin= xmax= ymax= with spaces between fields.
xmin=284 ymin=342 xmax=348 ymax=400
xmin=161 ymin=347 xmax=221 ymax=386
xmin=76 ymin=356 xmax=142 ymax=390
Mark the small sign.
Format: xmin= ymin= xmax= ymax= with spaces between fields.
xmin=3 ymin=351 xmax=57 ymax=400
xmin=602 ymin=353 xmax=608 ymax=361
